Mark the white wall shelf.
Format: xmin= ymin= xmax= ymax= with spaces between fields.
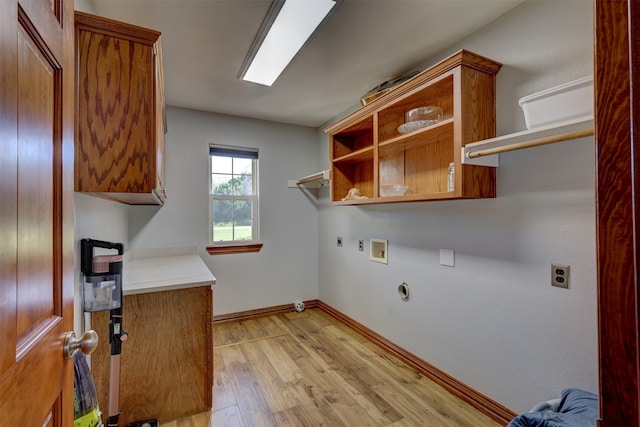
xmin=462 ymin=115 xmax=594 ymax=167
xmin=288 ymin=169 xmax=330 ymax=188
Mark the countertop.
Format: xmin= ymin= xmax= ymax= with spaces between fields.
xmin=123 ymin=246 xmax=216 ymax=295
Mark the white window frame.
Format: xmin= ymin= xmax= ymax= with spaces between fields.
xmin=208 ymin=144 xmax=260 ymax=247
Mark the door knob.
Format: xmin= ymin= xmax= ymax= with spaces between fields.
xmin=63 ymin=330 xmax=99 ymax=359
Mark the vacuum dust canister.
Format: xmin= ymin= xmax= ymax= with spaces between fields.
xmin=80 ymin=238 xmax=124 ymax=312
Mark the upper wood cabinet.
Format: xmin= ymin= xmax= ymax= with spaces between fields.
xmin=75 ymin=11 xmax=167 ymax=205
xmin=325 ymin=50 xmax=502 ymax=205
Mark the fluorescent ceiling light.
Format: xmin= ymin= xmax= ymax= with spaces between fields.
xmin=240 ymin=0 xmax=336 ymax=87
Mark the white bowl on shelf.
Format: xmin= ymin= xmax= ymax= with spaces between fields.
xmin=380 ymin=185 xmax=408 ymax=197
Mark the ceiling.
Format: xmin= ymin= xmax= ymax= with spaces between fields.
xmin=87 ymin=0 xmax=525 ymax=128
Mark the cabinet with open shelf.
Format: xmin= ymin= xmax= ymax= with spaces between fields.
xmin=325 ymin=50 xmax=501 ymax=205
xmin=331 ymin=115 xmax=375 ymax=201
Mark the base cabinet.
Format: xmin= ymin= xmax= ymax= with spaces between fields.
xmin=91 ymin=286 xmax=213 ymax=425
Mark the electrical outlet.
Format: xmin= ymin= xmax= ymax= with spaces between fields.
xmin=337 ymin=236 xmax=343 ymax=247
xmin=551 ymin=263 xmax=570 ymax=289
xmin=358 ymin=240 xmax=364 ymax=251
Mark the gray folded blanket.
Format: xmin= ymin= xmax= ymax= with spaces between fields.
xmin=507 ymin=388 xmax=598 ymax=427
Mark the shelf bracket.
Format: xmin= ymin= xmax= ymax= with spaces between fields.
xmin=462 ymin=116 xmax=594 ymax=167
xmin=288 ymin=169 xmax=330 ymax=188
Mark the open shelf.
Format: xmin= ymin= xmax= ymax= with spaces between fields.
xmin=333 ymin=160 xmax=375 ymax=200
xmin=333 ymin=146 xmax=375 ymax=164
xmin=325 ymin=50 xmax=501 ymax=205
xmin=379 ymin=118 xmax=454 ymax=155
xmin=378 ymin=74 xmax=454 ymax=144
xmin=332 ymin=115 xmax=374 ymax=159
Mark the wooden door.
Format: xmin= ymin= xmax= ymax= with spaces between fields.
xmin=595 ymin=0 xmax=640 ymax=425
xmin=0 ymin=0 xmax=76 ymax=425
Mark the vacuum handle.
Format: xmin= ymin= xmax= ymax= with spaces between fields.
xmin=81 ymin=238 xmax=124 ymax=275
xmin=83 ymin=238 xmax=124 ymax=255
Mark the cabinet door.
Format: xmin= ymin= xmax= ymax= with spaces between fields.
xmin=91 ymin=287 xmax=213 ymax=425
xmin=75 ymin=12 xmax=164 ymax=205
xmin=76 ymin=27 xmax=155 ymax=193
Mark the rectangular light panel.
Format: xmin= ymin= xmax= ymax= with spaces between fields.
xmin=242 ymin=0 xmax=336 ymax=86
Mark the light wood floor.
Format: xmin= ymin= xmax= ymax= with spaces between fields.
xmin=163 ymin=309 xmax=503 ymax=427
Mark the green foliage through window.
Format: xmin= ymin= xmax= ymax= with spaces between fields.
xmin=209 ymin=145 xmax=259 ymax=244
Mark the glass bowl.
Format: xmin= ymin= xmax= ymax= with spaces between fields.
xmin=380 ymin=184 xmax=408 ymax=197
xmin=398 ymin=106 xmax=443 ymax=134
xmin=398 ymin=120 xmax=438 ymax=134
xmin=405 ymin=105 xmax=443 ymax=123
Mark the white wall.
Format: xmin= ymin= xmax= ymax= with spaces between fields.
xmin=73 ymin=193 xmax=129 ymax=333
xmin=317 ymin=0 xmax=596 ymax=415
xmin=74 ymin=0 xmax=94 ymax=14
xmin=128 ymin=107 xmax=320 ymax=315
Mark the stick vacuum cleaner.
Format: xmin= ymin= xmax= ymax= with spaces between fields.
xmin=81 ymin=238 xmax=126 ymax=427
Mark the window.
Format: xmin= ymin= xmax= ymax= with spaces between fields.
xmin=207 ymin=145 xmax=263 ymax=255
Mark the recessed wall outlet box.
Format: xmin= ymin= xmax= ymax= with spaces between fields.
xmin=440 ymin=249 xmax=455 ymax=267
xmin=358 ymin=240 xmax=364 ymax=251
xmin=337 ymin=236 xmax=343 ymax=247
xmin=370 ymin=239 xmax=388 ymax=264
xmin=551 ymin=263 xmax=570 ymax=289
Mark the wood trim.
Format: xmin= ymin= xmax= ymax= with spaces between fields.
xmin=324 ymin=50 xmax=501 ymax=134
xmin=206 ymin=243 xmax=263 ymax=255
xmin=316 ymin=301 xmax=516 ymax=425
xmin=0 ymin=0 xmax=18 ymax=378
xmin=205 ymin=286 xmax=214 ymax=408
xmin=213 ymin=300 xmax=516 ymax=424
xmin=595 ymin=1 xmax=638 ymax=426
xmin=74 ymin=11 xmax=160 ymax=45
xmin=213 ymin=299 xmax=320 ymax=323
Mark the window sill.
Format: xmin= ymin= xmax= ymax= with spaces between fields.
xmin=206 ymin=243 xmax=263 ymax=255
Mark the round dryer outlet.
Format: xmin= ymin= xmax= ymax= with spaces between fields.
xmin=398 ymin=282 xmax=410 ymax=301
